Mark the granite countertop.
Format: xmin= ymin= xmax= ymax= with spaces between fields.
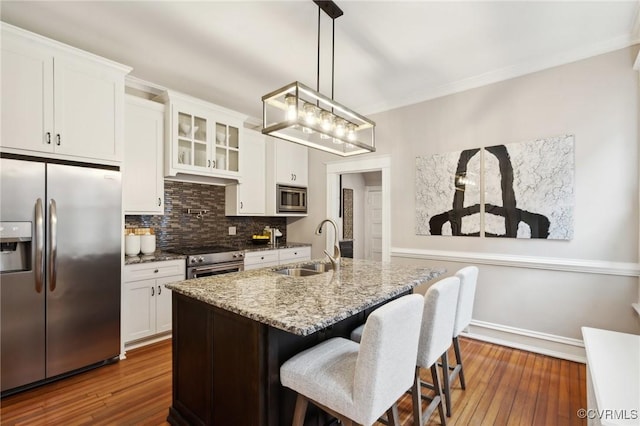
xmin=124 ymin=250 xmax=186 ymax=265
xmin=165 ymin=258 xmax=444 ymax=336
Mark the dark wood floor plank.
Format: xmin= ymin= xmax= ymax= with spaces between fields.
xmin=0 ymin=337 xmax=586 ymax=426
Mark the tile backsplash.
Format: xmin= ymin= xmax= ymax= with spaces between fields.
xmin=125 ymin=181 xmax=287 ymax=250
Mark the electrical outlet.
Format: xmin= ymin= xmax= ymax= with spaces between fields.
xmin=228 ymin=226 xmax=236 ymax=236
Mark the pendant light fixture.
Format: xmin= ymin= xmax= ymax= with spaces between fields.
xmin=262 ymin=0 xmax=375 ymax=156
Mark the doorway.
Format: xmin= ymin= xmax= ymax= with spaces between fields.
xmin=325 ymin=155 xmax=391 ymax=261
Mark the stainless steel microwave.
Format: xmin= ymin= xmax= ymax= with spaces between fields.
xmin=277 ymin=185 xmax=307 ymax=213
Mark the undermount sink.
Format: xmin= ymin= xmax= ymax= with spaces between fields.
xmin=273 ymin=262 xmax=333 ymax=277
xmin=274 ymin=268 xmax=323 ymax=277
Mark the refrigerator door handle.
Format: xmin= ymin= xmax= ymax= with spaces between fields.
xmin=49 ymin=199 xmax=58 ymax=292
xmin=35 ymin=198 xmax=44 ymax=293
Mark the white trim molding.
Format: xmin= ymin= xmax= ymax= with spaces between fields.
xmin=464 ymin=320 xmax=587 ymax=363
xmin=326 ymin=155 xmax=391 ymax=261
xmin=392 ymin=247 xmax=640 ymax=277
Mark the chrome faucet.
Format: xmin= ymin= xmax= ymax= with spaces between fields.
xmin=315 ymin=218 xmax=341 ymax=272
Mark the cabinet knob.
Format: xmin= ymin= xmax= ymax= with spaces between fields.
xmin=261 ymin=256 xmax=264 ymax=260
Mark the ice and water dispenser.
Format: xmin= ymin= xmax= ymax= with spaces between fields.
xmin=0 ymin=222 xmax=32 ymax=273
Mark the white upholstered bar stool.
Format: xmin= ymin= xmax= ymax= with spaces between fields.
xmin=412 ymin=276 xmax=460 ymax=426
xmin=443 ymin=266 xmax=479 ymax=416
xmin=280 ymin=294 xmax=424 ymax=426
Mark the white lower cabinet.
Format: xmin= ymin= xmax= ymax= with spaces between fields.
xmin=278 ymin=246 xmax=312 ymax=264
xmin=123 ymin=259 xmax=185 ymax=346
xmin=244 ymin=246 xmax=312 ymax=270
xmin=244 ymin=250 xmax=280 ymax=271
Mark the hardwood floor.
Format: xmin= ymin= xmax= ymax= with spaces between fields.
xmin=0 ymin=337 xmax=586 ymax=426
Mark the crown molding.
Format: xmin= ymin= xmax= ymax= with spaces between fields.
xmin=364 ymin=34 xmax=639 ymax=115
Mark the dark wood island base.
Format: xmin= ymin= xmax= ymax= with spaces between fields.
xmin=166 ymin=292 xmax=387 ymax=426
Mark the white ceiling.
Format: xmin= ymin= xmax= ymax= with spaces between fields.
xmin=1 ymin=1 xmax=639 ymax=122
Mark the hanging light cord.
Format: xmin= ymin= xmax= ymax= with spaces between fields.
xmin=316 ymin=3 xmax=337 ymax=101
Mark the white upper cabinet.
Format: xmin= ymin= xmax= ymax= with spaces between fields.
xmin=265 ymin=136 xmax=309 ymax=216
xmin=225 ymin=129 xmax=266 ymax=216
xmin=123 ymin=95 xmax=165 ymax=215
xmin=157 ymin=90 xmax=247 ymax=183
xmin=0 ymin=23 xmax=130 ymax=165
xmin=274 ymin=139 xmax=308 ymax=187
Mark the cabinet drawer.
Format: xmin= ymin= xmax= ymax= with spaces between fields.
xmin=124 ymin=259 xmax=186 ymax=282
xmin=278 ymin=247 xmax=311 ymax=263
xmin=244 ymin=250 xmax=279 ymax=267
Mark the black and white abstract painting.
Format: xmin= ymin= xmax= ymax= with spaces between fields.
xmin=416 ymin=148 xmax=481 ymax=236
xmin=484 ymin=135 xmax=574 ymax=239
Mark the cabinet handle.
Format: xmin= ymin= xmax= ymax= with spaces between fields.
xmin=154 ymin=269 xmax=159 ymax=273
xmin=46 ymin=132 xmax=51 ymax=144
xmin=158 ymin=198 xmax=161 ymax=207
xmin=151 ymin=286 xmax=155 ymax=296
xmin=291 ymin=173 xmax=295 ymax=181
xmin=158 ymin=285 xmax=162 ymax=295
xmin=56 ymin=134 xmax=61 ymax=146
xmin=208 ymin=160 xmax=211 ymax=168
xmin=240 ymin=201 xmax=243 ymax=209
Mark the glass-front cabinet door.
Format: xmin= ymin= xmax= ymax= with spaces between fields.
xmin=159 ymin=90 xmax=245 ymax=181
xmin=215 ymin=120 xmax=240 ymax=173
xmin=177 ymin=111 xmax=209 ymax=170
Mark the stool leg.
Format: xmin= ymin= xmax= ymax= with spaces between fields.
xmin=441 ymin=351 xmax=452 ymax=417
xmin=412 ymin=367 xmax=423 ymax=426
xmin=453 ymin=336 xmax=466 ymax=390
xmin=386 ymin=403 xmax=400 ymax=426
xmin=431 ymin=364 xmax=447 ymax=426
xmin=292 ymin=394 xmax=308 ymax=426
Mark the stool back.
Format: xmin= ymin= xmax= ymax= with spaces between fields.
xmin=453 ymin=266 xmax=479 ymax=338
xmin=354 ymin=294 xmax=424 ymax=425
xmin=417 ymin=276 xmax=460 ymax=369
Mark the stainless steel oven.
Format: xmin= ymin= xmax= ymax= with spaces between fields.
xmin=168 ymin=245 xmax=245 ymax=279
xmin=187 ymin=261 xmax=244 ymax=279
xmin=277 ymin=184 xmax=307 ymax=214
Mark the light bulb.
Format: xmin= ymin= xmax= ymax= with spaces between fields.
xmin=284 ymin=94 xmax=297 ymax=122
xmin=303 ymin=103 xmax=317 ymax=126
xmin=320 ymin=111 xmax=333 ymax=131
xmin=346 ymin=123 xmax=356 ymax=142
xmin=335 ymin=119 xmax=346 ymax=138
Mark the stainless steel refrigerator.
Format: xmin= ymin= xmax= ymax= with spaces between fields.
xmin=0 ymin=157 xmax=122 ymax=394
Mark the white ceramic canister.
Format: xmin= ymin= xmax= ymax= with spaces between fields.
xmin=140 ymin=233 xmax=156 ymax=255
xmin=125 ymin=234 xmax=141 ymax=256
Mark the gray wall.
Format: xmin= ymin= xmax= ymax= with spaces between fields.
xmin=289 ymin=45 xmax=640 ymax=357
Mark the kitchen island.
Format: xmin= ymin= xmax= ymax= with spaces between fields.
xmin=165 ymin=258 xmax=444 ymax=425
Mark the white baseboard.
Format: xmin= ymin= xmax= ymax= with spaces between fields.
xmin=122 ymin=332 xmax=172 ymax=355
xmin=464 ymin=319 xmax=586 ymax=363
